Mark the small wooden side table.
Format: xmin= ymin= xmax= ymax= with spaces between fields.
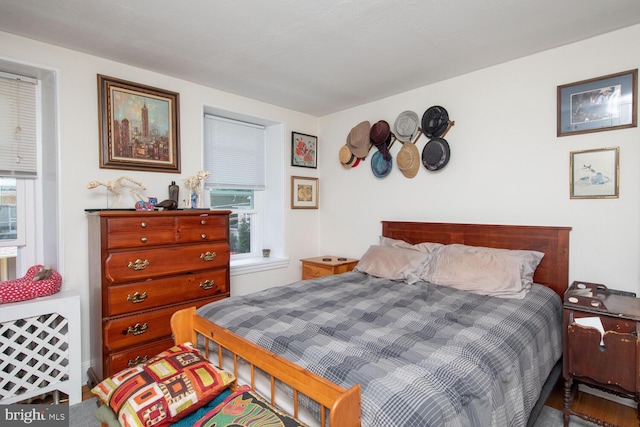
xmin=562 ymin=281 xmax=640 ymax=427
xmin=300 ymin=256 xmax=359 ymax=280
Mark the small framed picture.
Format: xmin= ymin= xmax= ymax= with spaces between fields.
xmin=570 ymin=147 xmax=619 ymax=199
xmin=291 ymin=132 xmax=317 ymax=168
xmin=291 ymin=176 xmax=319 ymax=209
xmin=557 ymin=69 xmax=637 ymax=137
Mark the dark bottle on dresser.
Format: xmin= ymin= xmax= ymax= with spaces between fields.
xmin=169 ymin=181 xmax=179 ymax=202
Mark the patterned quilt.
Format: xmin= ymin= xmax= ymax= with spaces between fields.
xmin=197 ymin=272 xmax=563 ymax=427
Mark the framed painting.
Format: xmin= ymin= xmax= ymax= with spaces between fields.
xmin=98 ymin=74 xmax=180 ymax=172
xmin=291 ymin=176 xmax=318 ymax=209
xmin=557 ymin=69 xmax=637 ymax=137
xmin=570 ymin=147 xmax=619 ymax=199
xmin=291 ymin=131 xmax=317 ymax=168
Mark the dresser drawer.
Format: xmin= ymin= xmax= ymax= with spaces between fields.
xmin=103 ymin=297 xmax=224 ymax=352
xmin=177 ymin=215 xmax=228 ymax=243
xmin=104 ymin=242 xmax=230 ymax=283
xmin=302 ymin=264 xmax=332 ymax=279
xmin=106 ymin=269 xmax=230 ymax=316
xmin=107 ymin=337 xmax=176 ymax=375
xmin=106 ymin=217 xmax=176 ymax=249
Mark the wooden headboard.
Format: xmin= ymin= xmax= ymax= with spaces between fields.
xmin=382 ymin=221 xmax=571 ymax=298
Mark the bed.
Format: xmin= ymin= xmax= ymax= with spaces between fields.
xmin=167 ymin=221 xmax=571 ymax=427
xmin=92 ymin=221 xmax=569 ymax=426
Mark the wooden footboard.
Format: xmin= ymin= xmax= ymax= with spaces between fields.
xmin=171 ymin=307 xmax=361 ymax=427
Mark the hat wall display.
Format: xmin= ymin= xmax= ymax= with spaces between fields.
xmin=346 ymin=121 xmax=372 ymax=159
xmin=393 ymin=111 xmax=420 ymax=143
xmin=371 ymin=150 xmax=393 ymax=178
xmin=421 ymin=137 xmax=450 ymax=171
xmin=339 ymin=144 xmax=360 ymax=168
xmin=396 ymin=142 xmax=420 ymax=178
xmin=370 ymin=120 xmax=393 ymax=161
xmin=422 ymin=106 xmax=451 ymax=139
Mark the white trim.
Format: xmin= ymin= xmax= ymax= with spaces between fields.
xmin=231 ymin=256 xmax=289 ymax=276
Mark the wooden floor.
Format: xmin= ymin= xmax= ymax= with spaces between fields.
xmin=545 ymin=377 xmax=638 ymax=427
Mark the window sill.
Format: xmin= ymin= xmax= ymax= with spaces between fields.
xmin=230 ymin=256 xmax=289 ymax=276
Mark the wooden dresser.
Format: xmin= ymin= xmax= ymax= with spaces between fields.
xmin=87 ymin=210 xmax=231 ymax=379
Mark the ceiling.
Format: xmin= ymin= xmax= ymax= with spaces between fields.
xmin=2 ymin=0 xmax=640 ymax=116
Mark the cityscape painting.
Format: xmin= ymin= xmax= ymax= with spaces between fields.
xmin=98 ymin=75 xmax=180 ymax=172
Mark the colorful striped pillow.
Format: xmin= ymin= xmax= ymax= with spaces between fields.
xmin=91 ymin=343 xmax=235 ymax=427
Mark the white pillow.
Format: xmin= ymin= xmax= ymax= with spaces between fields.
xmin=423 ymin=244 xmax=544 ymax=299
xmin=355 ymin=245 xmax=433 ymax=284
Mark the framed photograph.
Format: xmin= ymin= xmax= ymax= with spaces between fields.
xmin=98 ymin=74 xmax=180 ymax=172
xmin=291 ymin=176 xmax=319 ymax=209
xmin=291 ymin=131 xmax=317 ymax=168
xmin=557 ymin=69 xmax=637 ymax=137
xmin=570 ymin=147 xmax=619 ymax=199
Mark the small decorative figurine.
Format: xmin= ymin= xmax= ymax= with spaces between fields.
xmin=183 ymin=170 xmax=209 ymax=209
xmin=87 ymin=176 xmax=146 ymax=208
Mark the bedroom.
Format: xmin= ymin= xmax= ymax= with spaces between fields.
xmin=0 ymin=1 xmax=639 ymax=425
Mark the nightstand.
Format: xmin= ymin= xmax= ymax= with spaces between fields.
xmin=562 ymin=281 xmax=640 ymax=427
xmin=300 ymin=256 xmax=359 ymax=280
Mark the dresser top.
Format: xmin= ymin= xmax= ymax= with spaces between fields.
xmin=86 ymin=209 xmax=231 ymax=218
xmin=564 ymin=281 xmax=640 ymax=320
xmin=300 ymin=256 xmax=359 ymax=267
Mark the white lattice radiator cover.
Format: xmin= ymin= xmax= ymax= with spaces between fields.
xmin=0 ymin=291 xmax=81 ymax=405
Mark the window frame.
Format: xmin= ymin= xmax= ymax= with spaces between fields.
xmin=0 ymin=60 xmax=59 ymax=278
xmin=202 ymin=107 xmax=287 ymax=275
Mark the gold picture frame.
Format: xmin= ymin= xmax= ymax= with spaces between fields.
xmin=98 ymin=74 xmax=180 ymax=172
xmin=570 ymin=147 xmax=619 ymax=199
xmin=291 ymin=176 xmax=319 ymax=209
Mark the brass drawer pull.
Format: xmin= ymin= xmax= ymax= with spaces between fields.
xmin=125 ymin=323 xmax=148 ymax=336
xmin=128 ymin=259 xmax=149 ymax=270
xmin=200 ymin=280 xmax=215 ymax=290
xmin=127 ymin=291 xmax=148 ymax=304
xmin=128 ymin=355 xmax=148 ymax=367
xmin=140 ymin=237 xmax=148 ymax=243
xmin=140 ymin=222 xmax=147 ymax=228
xmin=201 ymin=234 xmax=207 ymax=239
xmin=200 ymin=251 xmax=216 ymax=262
xmin=201 ymin=220 xmax=206 ymax=225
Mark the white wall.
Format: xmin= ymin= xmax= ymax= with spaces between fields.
xmin=318 ymin=24 xmax=640 ymax=295
xmin=0 ymin=31 xmax=320 ymax=373
xmin=2 ymin=22 xmax=639 ymax=378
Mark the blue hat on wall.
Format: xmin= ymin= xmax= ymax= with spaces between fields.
xmin=371 ymin=149 xmax=393 ymax=178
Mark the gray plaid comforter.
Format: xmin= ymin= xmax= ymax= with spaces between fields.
xmin=197 ymin=272 xmax=562 ymax=427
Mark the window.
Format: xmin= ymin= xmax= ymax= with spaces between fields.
xmin=204 ymin=114 xmax=266 ymax=260
xmin=0 ymin=62 xmax=59 ymax=281
xmin=0 ymin=71 xmax=37 ymax=280
xmin=203 ymin=109 xmax=286 ymax=274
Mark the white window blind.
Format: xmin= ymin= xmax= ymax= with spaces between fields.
xmin=204 ymin=114 xmax=266 ymax=190
xmin=0 ymin=72 xmax=37 ymax=178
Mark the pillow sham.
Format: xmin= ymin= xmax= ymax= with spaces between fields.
xmin=380 ymin=236 xmax=444 ymax=254
xmin=355 ymin=245 xmax=433 ymax=284
xmin=423 ymin=244 xmax=544 ymax=299
xmin=91 ymin=343 xmax=236 ymax=427
xmin=193 ymin=385 xmax=307 ymax=427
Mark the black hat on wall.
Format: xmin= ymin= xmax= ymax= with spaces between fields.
xmin=422 ymin=137 xmax=450 ymax=171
